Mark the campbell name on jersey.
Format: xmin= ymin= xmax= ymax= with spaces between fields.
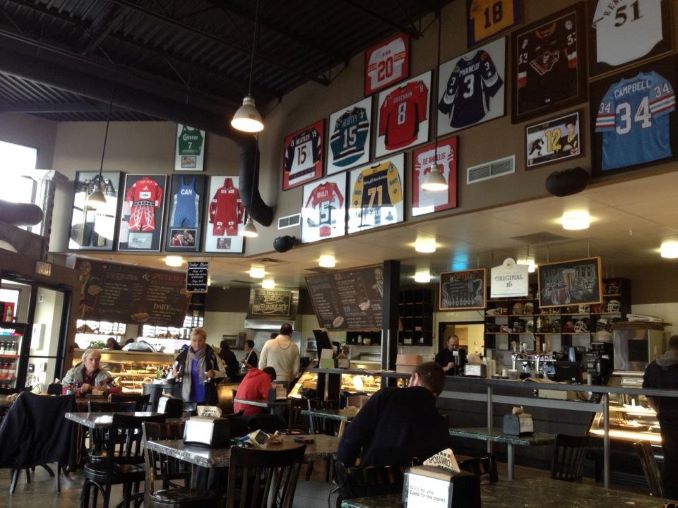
xmin=330 ymin=107 xmax=370 ymax=167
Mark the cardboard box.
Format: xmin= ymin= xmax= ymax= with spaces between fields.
xmin=396 ymin=354 xmax=422 ymax=374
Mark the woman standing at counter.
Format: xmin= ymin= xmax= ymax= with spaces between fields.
xmin=172 ymin=328 xmax=223 ymax=404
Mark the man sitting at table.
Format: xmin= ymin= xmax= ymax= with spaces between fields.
xmin=233 ymin=366 xmax=277 ymax=416
xmin=62 ymin=348 xmax=121 ymax=396
xmin=337 ymin=361 xmax=451 ymax=467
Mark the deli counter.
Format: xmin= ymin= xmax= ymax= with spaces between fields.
xmin=289 ymin=367 xmax=410 ymax=399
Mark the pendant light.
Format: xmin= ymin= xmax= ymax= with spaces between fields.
xmin=87 ymin=90 xmax=115 ymax=209
xmin=422 ymin=11 xmax=448 ymax=193
xmin=242 ymin=136 xmax=260 ymax=238
xmin=231 ymin=0 xmax=264 ymax=133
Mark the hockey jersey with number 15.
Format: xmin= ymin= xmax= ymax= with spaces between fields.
xmin=305 ymin=181 xmax=344 ymax=237
xmin=283 ymin=127 xmax=322 ymax=185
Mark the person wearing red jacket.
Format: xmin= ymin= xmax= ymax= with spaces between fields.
xmin=233 ymin=367 xmax=276 ymax=417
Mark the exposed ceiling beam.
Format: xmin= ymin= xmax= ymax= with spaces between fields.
xmin=339 ymin=0 xmax=422 ymax=38
xmin=81 ymin=3 xmax=125 ymax=56
xmin=0 ymin=101 xmax=129 ymax=114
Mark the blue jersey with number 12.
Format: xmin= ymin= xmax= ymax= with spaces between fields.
xmin=595 ymin=71 xmax=675 ymax=171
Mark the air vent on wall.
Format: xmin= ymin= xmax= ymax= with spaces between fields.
xmin=467 ymin=155 xmax=515 ymax=184
xmin=278 ymin=213 xmax=301 ymax=229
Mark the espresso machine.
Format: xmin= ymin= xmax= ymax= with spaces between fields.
xmin=582 ymin=341 xmax=613 ymax=385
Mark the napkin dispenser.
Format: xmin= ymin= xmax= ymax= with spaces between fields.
xmin=502 ymin=406 xmax=534 ymax=435
xmin=403 ymin=466 xmax=480 ymax=508
xmin=157 ymin=396 xmax=183 ymax=418
xmin=463 ymin=364 xmax=486 ymax=377
xmin=183 ymin=416 xmax=230 ymax=448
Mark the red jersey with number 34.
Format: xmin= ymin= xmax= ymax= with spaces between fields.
xmin=378 ymin=80 xmax=428 ymax=150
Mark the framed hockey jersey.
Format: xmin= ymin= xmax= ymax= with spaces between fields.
xmin=301 ymin=173 xmax=347 ymax=243
xmin=204 ymin=175 xmax=245 ymax=253
xmin=327 ymin=97 xmax=372 ymax=175
xmin=437 ymin=37 xmax=505 ymax=136
xmin=589 ymin=0 xmax=673 ymax=79
xmin=467 ymin=0 xmax=522 ymax=47
xmin=364 ymin=33 xmax=410 ymax=96
xmin=348 ymin=153 xmax=405 ymax=234
xmin=164 ymin=174 xmax=206 ymax=252
xmin=282 ymin=120 xmax=324 ymax=190
xmin=118 ymin=174 xmax=167 ymax=252
xmin=69 ymin=171 xmax=122 ymax=251
xmin=174 ymin=124 xmax=206 ymax=171
xmin=591 ymin=56 xmax=678 ymax=176
xmin=376 ymin=71 xmax=431 ymax=158
xmin=411 ymin=137 xmax=458 ymax=217
xmin=511 ymin=3 xmax=587 ymax=122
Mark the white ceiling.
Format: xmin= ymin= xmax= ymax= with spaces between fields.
xmin=80 ymin=169 xmax=678 ymax=288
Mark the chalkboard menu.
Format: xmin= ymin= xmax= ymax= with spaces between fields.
xmin=538 ymin=256 xmax=602 ymax=308
xmin=439 ymin=269 xmax=487 ymax=310
xmin=76 ymin=259 xmax=190 ymax=327
xmin=306 ymin=265 xmax=384 ymax=330
xmin=186 ymin=261 xmax=209 ymax=293
xmin=248 ymin=289 xmax=292 ymax=318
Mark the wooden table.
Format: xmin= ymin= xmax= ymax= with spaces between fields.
xmin=341 ymin=476 xmax=671 ymax=507
xmin=449 ymin=427 xmax=556 ymax=481
xmin=301 ymin=407 xmax=359 ymax=437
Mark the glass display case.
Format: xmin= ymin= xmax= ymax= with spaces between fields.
xmin=289 ymin=370 xmax=384 ymax=399
xmin=0 ymin=323 xmax=24 ymax=390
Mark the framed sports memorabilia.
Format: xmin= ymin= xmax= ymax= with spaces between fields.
xmin=511 ymin=3 xmax=587 ymax=122
xmin=69 ymin=171 xmax=122 ymax=251
xmin=164 ymin=174 xmax=206 ymax=252
xmin=364 ymin=33 xmax=410 ymax=96
xmin=282 ymin=119 xmax=324 ymax=190
xmin=439 ymin=269 xmax=486 ymax=311
xmin=589 ymin=0 xmax=673 ymax=79
xmin=467 ymin=0 xmax=521 ymax=47
xmin=411 ymin=137 xmax=458 ymax=217
xmin=117 ymin=174 xmax=167 ymax=252
xmin=437 ymin=37 xmax=505 ymax=136
xmin=538 ymin=257 xmax=602 ymax=308
xmin=174 ymin=124 xmax=206 ymax=171
xmin=591 ymin=56 xmax=677 ymax=177
xmin=327 ymin=98 xmax=372 ymax=175
xmin=301 ymin=173 xmax=347 ymax=243
xmin=526 ymin=110 xmax=583 ymax=169
xmin=204 ymin=175 xmax=245 ymax=253
xmin=375 ymin=71 xmax=431 ymax=158
xmin=347 ymin=153 xmax=405 ymax=234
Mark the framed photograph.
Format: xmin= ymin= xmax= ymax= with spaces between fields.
xmin=364 ymin=32 xmax=410 ymax=96
xmin=589 ymin=0 xmax=673 ymax=79
xmin=327 ymin=97 xmax=372 ymax=174
xmin=467 ymin=0 xmax=522 ymax=47
xmin=511 ymin=3 xmax=587 ymax=122
xmin=437 ymin=37 xmax=506 ymax=136
xmin=301 ymin=173 xmax=347 ymax=244
xmin=69 ymin=171 xmax=122 ymax=251
xmin=164 ymin=174 xmax=206 ymax=252
xmin=538 ymin=256 xmax=602 ymax=308
xmin=174 ymin=124 xmax=206 ymax=171
xmin=118 ymin=174 xmax=167 ymax=252
xmin=347 ymin=153 xmax=405 ymax=234
xmin=376 ymin=71 xmax=431 ymax=158
xmin=526 ymin=110 xmax=583 ymax=169
xmin=282 ymin=119 xmax=324 ymax=190
xmin=204 ymin=176 xmax=245 ymax=253
xmin=591 ymin=55 xmax=677 ymax=177
xmin=411 ymin=136 xmax=458 ymax=216
xmin=439 ymin=269 xmax=487 ymax=310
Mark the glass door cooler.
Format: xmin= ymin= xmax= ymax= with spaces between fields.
xmin=0 ymin=322 xmax=25 ymax=390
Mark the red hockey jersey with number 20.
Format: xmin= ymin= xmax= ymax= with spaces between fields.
xmin=209 ymin=177 xmax=243 ymax=236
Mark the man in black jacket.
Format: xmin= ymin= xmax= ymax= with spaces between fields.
xmin=337 ymin=361 xmax=450 ymax=467
xmin=643 ymin=334 xmax=678 ymax=499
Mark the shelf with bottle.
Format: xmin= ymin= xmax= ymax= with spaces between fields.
xmin=346 ymin=330 xmax=381 ymax=346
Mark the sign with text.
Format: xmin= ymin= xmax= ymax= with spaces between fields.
xmin=439 ymin=269 xmax=486 ymax=310
xmin=491 ymin=258 xmax=529 ymax=298
xmin=248 ymin=289 xmax=292 ymax=318
xmin=186 ymin=261 xmax=209 ymax=293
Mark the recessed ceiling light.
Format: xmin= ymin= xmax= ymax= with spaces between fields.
xmin=249 ymin=265 xmax=265 ymax=278
xmin=318 ymin=255 xmax=336 ymax=268
xmin=560 ymin=210 xmax=591 ymax=231
xmin=660 ymin=240 xmax=678 ymax=259
xmin=164 ymin=256 xmax=184 ymax=267
xmin=415 ymin=236 xmax=437 ymax=253
xmin=262 ymin=278 xmax=276 ymax=289
xmin=414 ymin=269 xmax=431 ymax=283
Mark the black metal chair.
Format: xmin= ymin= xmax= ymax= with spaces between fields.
xmin=551 ymin=434 xmax=589 ymax=482
xmin=87 ymin=400 xmax=138 ymax=413
xmin=460 ymin=453 xmax=499 ymax=483
xmin=334 ymin=461 xmax=407 ymax=508
xmin=635 ymin=441 xmax=664 ymax=497
xmin=109 ymin=393 xmax=151 ymax=411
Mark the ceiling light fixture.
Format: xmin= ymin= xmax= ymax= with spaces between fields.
xmin=414 ymin=269 xmax=432 ymax=283
xmin=249 ymin=264 xmax=265 ymax=278
xmin=242 ymin=216 xmax=259 ymax=238
xmin=319 ymin=254 xmax=336 ymax=268
xmin=231 ymin=0 xmax=263 ymax=133
xmin=517 ymin=256 xmax=537 ymax=273
xmin=414 ymin=236 xmax=437 ymax=253
xmin=660 ymin=240 xmax=678 ymax=259
xmin=262 ymin=278 xmax=276 ymax=289
xmin=164 ymin=255 xmax=184 ymax=267
xmin=560 ymin=210 xmax=591 ymax=231
xmin=87 ymin=88 xmax=115 ymax=209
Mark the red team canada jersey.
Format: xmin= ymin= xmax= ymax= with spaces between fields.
xmin=209 ymin=178 xmax=243 ymax=236
xmin=304 ymin=181 xmax=344 ymax=237
xmin=125 ymin=177 xmax=163 ymax=206
xmin=378 ymin=80 xmax=428 ymax=150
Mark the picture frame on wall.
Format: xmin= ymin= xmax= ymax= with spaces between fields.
xmin=411 ymin=136 xmax=458 ymax=216
xmin=467 ymin=0 xmax=522 ymax=47
xmin=69 ymin=171 xmax=122 ymax=251
xmin=281 ymin=119 xmax=325 ymax=191
xmin=347 ymin=153 xmax=405 ymax=234
xmin=511 ymin=2 xmax=587 ymax=122
xmin=301 ymin=173 xmax=347 ymax=244
xmin=375 ymin=71 xmax=431 ymax=158
xmin=364 ymin=32 xmax=410 ymax=96
xmin=525 ymin=110 xmax=584 ymax=169
xmin=439 ymin=269 xmax=487 ymax=310
xmin=204 ymin=175 xmax=245 ymax=253
xmin=537 ymin=256 xmax=602 ymax=308
xmin=590 ymin=55 xmax=677 ymax=177
xmin=164 ymin=174 xmax=206 ymax=252
xmin=589 ymin=0 xmax=673 ymax=80
xmin=437 ymin=37 xmax=506 ymax=136
xmin=117 ymin=174 xmax=167 ymax=252
xmin=174 ymin=124 xmax=206 ymax=171
xmin=327 ymin=97 xmax=372 ymax=175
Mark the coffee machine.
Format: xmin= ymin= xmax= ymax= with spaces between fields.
xmin=582 ymin=341 xmax=613 ymax=385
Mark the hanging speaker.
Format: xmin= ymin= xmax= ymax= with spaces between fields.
xmin=545 ymin=167 xmax=590 ymax=197
xmin=273 ymin=235 xmax=298 ymax=253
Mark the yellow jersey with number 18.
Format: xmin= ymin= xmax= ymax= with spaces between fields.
xmin=469 ymin=0 xmax=516 ymax=43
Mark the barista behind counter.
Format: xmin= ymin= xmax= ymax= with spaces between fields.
xmin=435 ymin=335 xmax=467 ymax=376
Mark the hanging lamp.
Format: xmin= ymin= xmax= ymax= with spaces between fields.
xmin=87 ymin=91 xmax=115 ymax=209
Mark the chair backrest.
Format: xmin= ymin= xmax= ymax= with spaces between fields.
xmin=460 ymin=454 xmax=498 ymax=484
xmin=334 ymin=461 xmax=406 ymax=502
xmin=225 ymin=445 xmax=306 ymax=508
xmin=103 ymin=413 xmax=165 ymax=466
xmin=551 ymin=434 xmax=589 ymax=482
xmin=109 ymin=393 xmax=151 ymax=411
xmin=142 ymin=421 xmax=189 ymax=496
xmin=306 ymin=399 xmax=339 ymax=435
xmin=635 ymin=441 xmax=663 ymax=497
xmin=88 ymin=400 xmax=137 ymax=413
